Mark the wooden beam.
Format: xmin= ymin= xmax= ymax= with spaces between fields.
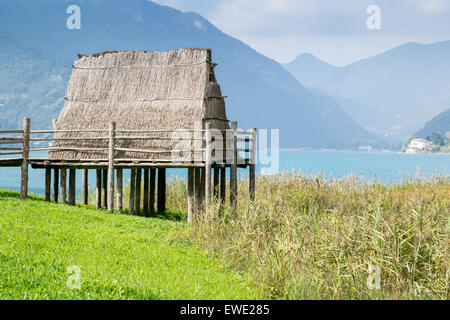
xmin=116 ymin=168 xmax=123 ymax=213
xmin=200 ymin=167 xmax=205 ymax=210
xmin=95 ymin=169 xmax=101 ymax=209
xmin=230 ymin=121 xmax=238 ymax=214
xmin=82 ymin=169 xmax=88 ymax=205
xmin=129 ymin=169 xmax=135 ymax=215
xmin=205 ymin=122 xmax=212 ymax=206
xmin=108 ymin=122 xmax=115 ymax=213
xmin=45 ymin=167 xmax=51 ymax=202
xmin=20 ymin=117 xmax=30 ymax=199
xmin=68 ymin=169 xmax=76 ymax=206
xmin=143 ymin=169 xmax=149 ymax=217
xmin=249 ymin=127 xmax=257 ymax=202
xmin=187 ymin=168 xmax=194 ymax=223
xmin=213 ymin=167 xmax=220 ymax=201
xmin=157 ymin=168 xmax=166 ymax=213
xmin=149 ymin=168 xmax=156 ymax=216
xmin=220 ymin=167 xmax=226 ymax=204
xmin=135 ymin=168 xmax=142 ymax=215
xmin=60 ymin=168 xmax=66 ymax=204
xmin=52 ymin=168 xmax=59 ymax=203
xmin=194 ymin=167 xmax=201 ymax=213
xmin=101 ymin=169 xmax=107 ymax=208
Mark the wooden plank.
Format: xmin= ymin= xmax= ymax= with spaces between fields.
xmin=0 ymin=130 xmax=23 ymax=133
xmin=29 ymin=161 xmax=205 ymax=169
xmin=187 ymin=168 xmax=194 ymax=223
xmin=205 ymin=122 xmax=212 ymax=206
xmin=116 ymin=168 xmax=123 ymax=213
xmin=45 ymin=167 xmax=51 ymax=201
xmin=95 ymin=169 xmax=101 ymax=209
xmin=82 ymin=169 xmax=88 ymax=205
xmin=157 ymin=168 xmax=166 ymax=213
xmin=0 ymin=147 xmax=22 ymax=151
xmin=213 ymin=167 xmax=219 ymax=201
xmin=220 ymin=167 xmax=226 ymax=204
xmin=108 ymin=122 xmax=115 ymax=213
xmin=20 ymin=118 xmax=30 ymax=199
xmin=230 ymin=121 xmax=238 ymax=213
xmin=60 ymin=168 xmax=66 ymax=204
xmin=135 ymin=169 xmax=142 ymax=215
xmin=199 ymin=167 xmax=205 ymax=210
xmin=143 ymin=169 xmax=149 ymax=217
xmin=249 ymin=128 xmax=257 ymax=201
xmin=101 ymin=169 xmax=107 ymax=208
xmin=68 ymin=169 xmax=76 ymax=206
xmin=149 ymin=168 xmax=156 ymax=216
xmin=52 ymin=168 xmax=59 ymax=203
xmin=129 ymin=169 xmax=135 ymax=215
xmin=194 ymin=167 xmax=201 ymax=213
xmin=0 ymin=137 xmax=22 ymax=141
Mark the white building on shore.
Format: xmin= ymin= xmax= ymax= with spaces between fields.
xmin=405 ymin=138 xmax=432 ymax=154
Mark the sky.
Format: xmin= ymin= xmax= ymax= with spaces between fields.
xmin=152 ymin=0 xmax=450 ymax=66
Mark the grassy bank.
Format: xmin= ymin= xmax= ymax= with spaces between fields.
xmin=1 ymin=173 xmax=448 ymax=300
xmin=189 ymin=174 xmax=449 ymax=300
xmin=0 ymin=190 xmax=261 ymax=299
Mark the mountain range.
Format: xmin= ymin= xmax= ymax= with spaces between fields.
xmin=415 ymin=108 xmax=450 ymax=138
xmin=284 ymin=41 xmax=450 ymax=142
xmin=0 ymin=0 xmax=381 ymax=149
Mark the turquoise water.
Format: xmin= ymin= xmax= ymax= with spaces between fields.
xmin=0 ymin=151 xmax=448 ymax=196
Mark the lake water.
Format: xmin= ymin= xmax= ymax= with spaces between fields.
xmin=0 ymin=151 xmax=448 ymax=196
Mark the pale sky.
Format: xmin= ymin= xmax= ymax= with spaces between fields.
xmin=152 ymin=0 xmax=450 ymax=66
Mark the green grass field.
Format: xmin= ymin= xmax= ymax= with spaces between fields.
xmin=1 ymin=174 xmax=448 ymax=300
xmin=0 ymin=190 xmax=261 ymax=300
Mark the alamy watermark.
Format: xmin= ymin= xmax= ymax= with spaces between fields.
xmin=66 ymin=265 xmax=81 ymax=289
xmin=66 ymin=5 xmax=81 ymax=30
xmin=367 ymin=5 xmax=381 ymax=30
xmin=367 ymin=264 xmax=381 ymax=290
xmin=169 ymin=121 xmax=279 ymax=175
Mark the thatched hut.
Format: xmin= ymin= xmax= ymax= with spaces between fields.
xmin=31 ymin=48 xmax=255 ymax=220
xmin=49 ymin=48 xmax=229 ymax=161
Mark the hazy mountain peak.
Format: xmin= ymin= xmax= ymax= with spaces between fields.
xmin=285 ymin=39 xmax=450 ymax=142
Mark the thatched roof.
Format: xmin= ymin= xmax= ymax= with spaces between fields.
xmin=49 ymin=48 xmax=230 ymax=161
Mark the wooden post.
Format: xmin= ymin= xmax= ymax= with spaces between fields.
xmin=157 ymin=168 xmax=166 ymax=213
xmin=143 ymin=169 xmax=149 ymax=217
xmin=68 ymin=169 xmax=76 ymax=206
xmin=129 ymin=169 xmax=135 ymax=215
xmin=20 ymin=117 xmax=30 ymax=199
xmin=194 ymin=167 xmax=201 ymax=213
xmin=149 ymin=168 xmax=156 ymax=216
xmin=82 ymin=169 xmax=88 ymax=205
xmin=45 ymin=167 xmax=51 ymax=202
xmin=52 ymin=168 xmax=59 ymax=203
xmin=213 ymin=168 xmax=220 ymax=201
xmin=116 ymin=168 xmax=123 ymax=213
xmin=220 ymin=167 xmax=226 ymax=204
xmin=108 ymin=122 xmax=115 ymax=213
xmin=135 ymin=168 xmax=142 ymax=215
xmin=230 ymin=121 xmax=238 ymax=214
xmin=249 ymin=127 xmax=257 ymax=202
xmin=187 ymin=168 xmax=194 ymax=223
xmin=95 ymin=169 xmax=101 ymax=209
xmin=101 ymin=169 xmax=107 ymax=208
xmin=199 ymin=167 xmax=205 ymax=210
xmin=60 ymin=168 xmax=66 ymax=204
xmin=205 ymin=122 xmax=212 ymax=207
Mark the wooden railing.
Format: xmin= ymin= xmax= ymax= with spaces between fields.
xmin=0 ymin=118 xmax=257 ymax=212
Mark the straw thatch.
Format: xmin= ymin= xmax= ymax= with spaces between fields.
xmin=49 ymin=48 xmax=230 ymax=162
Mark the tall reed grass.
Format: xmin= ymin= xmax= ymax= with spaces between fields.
xmin=191 ymin=173 xmax=449 ymax=299
xmin=88 ymin=173 xmax=449 ymax=299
